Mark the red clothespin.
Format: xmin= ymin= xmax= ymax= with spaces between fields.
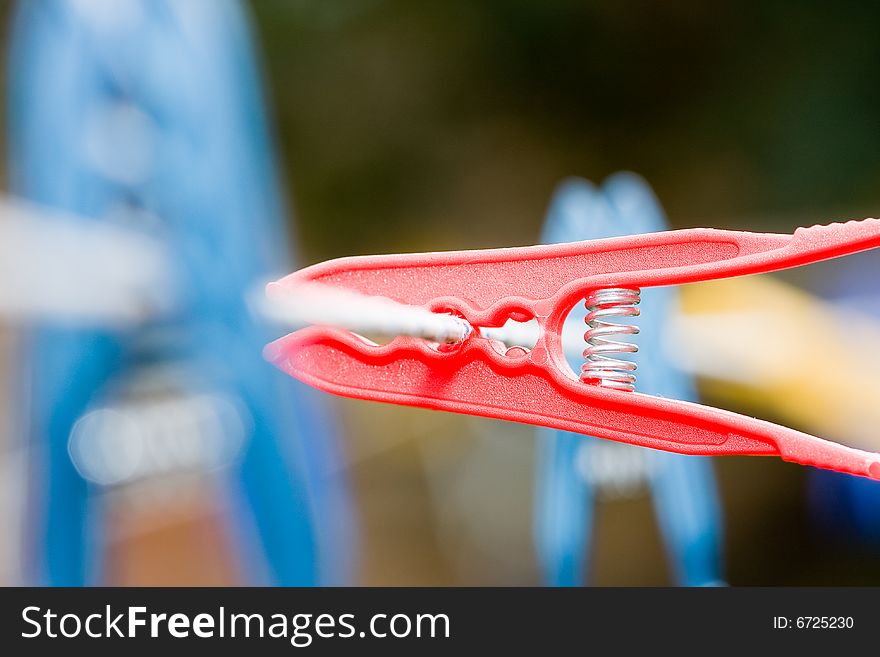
xmin=265 ymin=219 xmax=880 ymax=480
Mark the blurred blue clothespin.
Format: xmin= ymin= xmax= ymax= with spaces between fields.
xmin=7 ymin=0 xmax=353 ymax=585
xmin=807 ymin=249 xmax=880 ymax=546
xmin=533 ymin=173 xmax=724 ymax=586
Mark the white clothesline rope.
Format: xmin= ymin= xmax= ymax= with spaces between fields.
xmin=0 ymin=196 xmax=173 ymax=326
xmin=258 ymin=281 xmax=596 ymax=355
xmin=257 ymin=282 xmax=473 ymax=344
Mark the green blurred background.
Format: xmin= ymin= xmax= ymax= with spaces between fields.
xmin=253 ymin=0 xmax=880 ymax=261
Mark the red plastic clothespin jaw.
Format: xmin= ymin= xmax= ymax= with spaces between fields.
xmin=266 ymin=219 xmax=880 ymax=480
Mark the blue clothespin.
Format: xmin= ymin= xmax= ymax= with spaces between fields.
xmin=7 ymin=0 xmax=353 ymax=585
xmin=807 ymin=249 xmax=880 ymax=546
xmin=533 ymin=173 xmax=724 ymax=586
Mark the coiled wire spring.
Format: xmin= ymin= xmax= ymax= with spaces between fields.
xmin=581 ymin=287 xmax=641 ymax=392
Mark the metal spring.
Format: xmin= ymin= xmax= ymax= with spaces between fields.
xmin=581 ymin=287 xmax=640 ymax=392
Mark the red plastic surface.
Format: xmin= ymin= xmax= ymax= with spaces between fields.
xmin=266 ymin=219 xmax=880 ymax=479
